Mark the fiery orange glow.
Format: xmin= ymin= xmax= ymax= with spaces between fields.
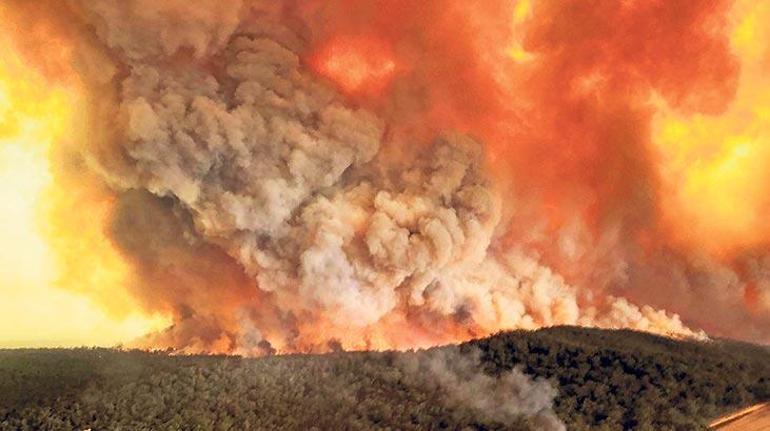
xmin=0 ymin=9 xmax=169 ymax=347
xmin=2 ymin=0 xmax=770 ymax=352
xmin=312 ymin=36 xmax=397 ymax=96
xmin=653 ymin=0 xmax=770 ymax=255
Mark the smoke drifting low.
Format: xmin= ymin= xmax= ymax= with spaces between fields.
xmin=6 ymin=0 xmax=770 ymax=353
xmin=400 ymin=348 xmax=565 ymax=430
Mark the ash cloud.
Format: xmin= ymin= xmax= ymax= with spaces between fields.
xmin=9 ymin=0 xmax=748 ymax=353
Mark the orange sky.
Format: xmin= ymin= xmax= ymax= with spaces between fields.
xmin=0 ymin=26 xmax=169 ymax=348
xmin=1 ymin=0 xmax=770 ymax=348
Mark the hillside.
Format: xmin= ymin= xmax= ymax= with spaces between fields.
xmin=1 ymin=327 xmax=768 ymax=430
xmin=466 ymin=327 xmax=770 ymax=429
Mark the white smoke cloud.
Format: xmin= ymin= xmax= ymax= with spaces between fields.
xmin=400 ymin=348 xmax=565 ymax=430
xmin=59 ymin=0 xmax=705 ymax=351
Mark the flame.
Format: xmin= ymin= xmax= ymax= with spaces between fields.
xmin=2 ymin=0 xmax=769 ymax=351
xmin=507 ymin=0 xmax=534 ymax=63
xmin=312 ymin=36 xmax=397 ymax=96
xmin=653 ymin=0 xmax=770 ymax=255
xmin=0 ymin=13 xmax=169 ymax=347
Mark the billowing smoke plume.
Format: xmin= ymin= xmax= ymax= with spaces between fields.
xmin=400 ymin=348 xmax=565 ymax=430
xmin=6 ymin=0 xmax=770 ymax=353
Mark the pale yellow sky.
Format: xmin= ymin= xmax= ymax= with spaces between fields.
xmin=0 ymin=142 xmax=167 ymax=348
xmin=0 ymin=31 xmax=169 ymax=347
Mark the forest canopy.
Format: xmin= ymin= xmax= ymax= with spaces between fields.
xmin=1 ymin=326 xmax=768 ymax=430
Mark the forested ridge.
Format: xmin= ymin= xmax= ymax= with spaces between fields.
xmin=1 ymin=326 xmax=768 ymax=430
xmin=467 ymin=327 xmax=770 ymax=429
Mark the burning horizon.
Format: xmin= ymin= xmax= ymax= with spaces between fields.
xmin=1 ymin=0 xmax=769 ymax=353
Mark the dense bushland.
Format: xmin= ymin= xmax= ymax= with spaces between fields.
xmin=1 ymin=326 xmax=768 ymax=430
xmin=467 ymin=327 xmax=770 ymax=430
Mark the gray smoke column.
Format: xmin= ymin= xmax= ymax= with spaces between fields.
xmin=19 ymin=0 xmax=708 ymax=353
xmin=400 ymin=348 xmax=566 ymax=430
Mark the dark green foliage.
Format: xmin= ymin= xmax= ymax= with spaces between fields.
xmin=466 ymin=326 xmax=770 ymax=430
xmin=0 ymin=326 xmax=768 ymax=430
xmin=0 ymin=349 xmax=531 ymax=431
